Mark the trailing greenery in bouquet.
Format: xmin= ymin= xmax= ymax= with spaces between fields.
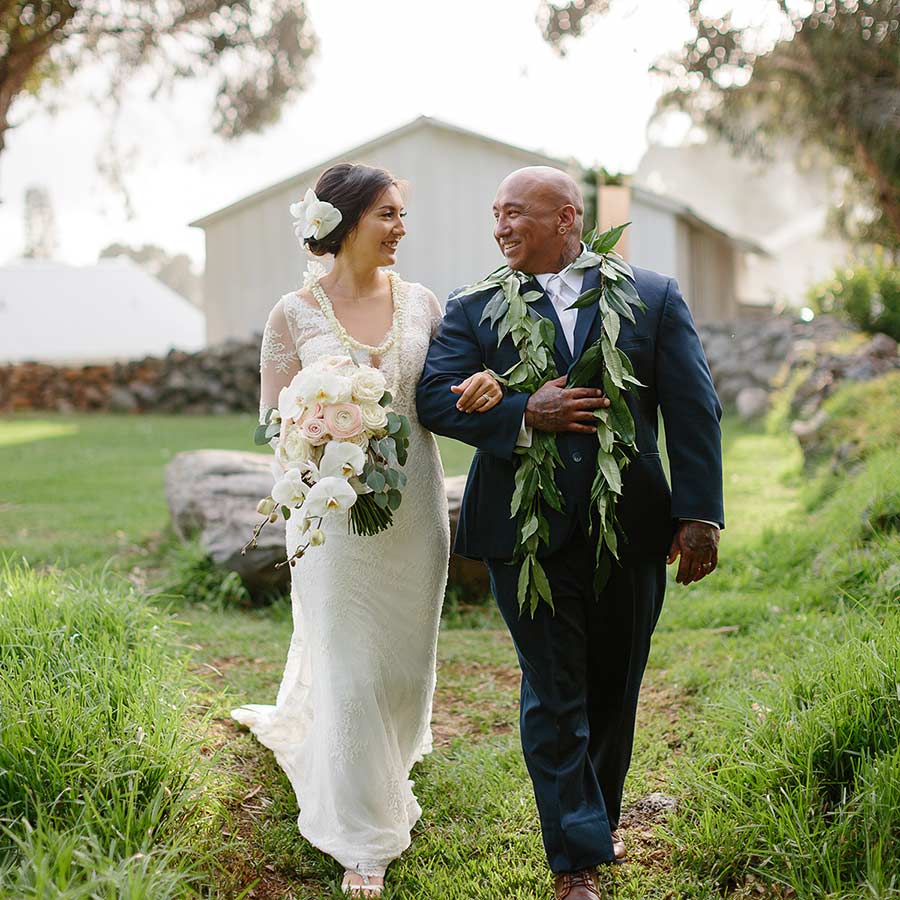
xmin=454 ymin=223 xmax=646 ymax=614
xmin=243 ymin=355 xmax=411 ymax=567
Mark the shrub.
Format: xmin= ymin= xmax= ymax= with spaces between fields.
xmin=808 ymin=256 xmax=900 ymax=341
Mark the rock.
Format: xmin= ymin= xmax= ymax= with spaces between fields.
xmin=108 ymin=385 xmax=138 ymax=413
xmin=863 ymin=333 xmax=898 ymax=359
xmin=736 ymin=387 xmax=769 ymax=421
xmin=791 ymin=408 xmax=829 ymax=455
xmin=165 ymin=449 xmax=289 ymax=599
xmin=165 ymin=453 xmax=490 ymax=602
xmin=445 ymin=474 xmax=491 ymax=598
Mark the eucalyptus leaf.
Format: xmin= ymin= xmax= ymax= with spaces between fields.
xmin=253 ymin=424 xmax=271 ymax=446
xmin=367 ymin=470 xmax=386 ymax=493
xmin=373 ymin=491 xmax=389 ymax=509
xmin=387 ymin=490 xmax=402 ymax=511
xmin=379 ymin=391 xmax=393 ymax=407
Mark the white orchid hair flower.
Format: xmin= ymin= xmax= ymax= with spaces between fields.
xmin=290 ymin=189 xmax=343 ymax=242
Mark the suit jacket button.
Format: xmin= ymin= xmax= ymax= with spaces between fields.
xmin=572 ymin=451 xmax=583 ymax=463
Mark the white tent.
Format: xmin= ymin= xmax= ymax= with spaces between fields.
xmin=0 ymin=258 xmax=206 ymax=364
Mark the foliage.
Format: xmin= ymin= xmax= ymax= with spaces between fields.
xmin=538 ymin=0 xmax=900 ymax=248
xmin=454 ymin=224 xmax=645 ymax=614
xmin=0 ymin=1 xmax=318 ymax=155
xmin=808 ymin=255 xmax=900 ymax=340
xmin=0 ymin=561 xmax=218 ymax=896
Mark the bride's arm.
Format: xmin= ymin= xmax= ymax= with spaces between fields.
xmin=423 ymin=288 xmax=502 ymax=414
xmin=259 ymin=299 xmax=300 ymax=421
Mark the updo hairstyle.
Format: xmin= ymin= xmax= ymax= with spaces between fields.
xmin=304 ymin=163 xmax=400 ymax=257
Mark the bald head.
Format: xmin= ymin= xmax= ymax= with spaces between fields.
xmin=492 ymin=166 xmax=584 ymax=274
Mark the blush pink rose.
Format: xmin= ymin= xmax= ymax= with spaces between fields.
xmin=323 ymin=402 xmax=364 ymax=440
xmin=298 ymin=402 xmax=323 ymax=423
xmin=300 ymin=417 xmax=330 ymax=445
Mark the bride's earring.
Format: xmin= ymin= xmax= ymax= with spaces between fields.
xmin=559 ymin=226 xmax=567 ymax=234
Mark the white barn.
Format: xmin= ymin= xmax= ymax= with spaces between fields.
xmin=0 ymin=258 xmax=206 ymax=364
xmin=191 ymin=116 xmax=760 ymax=345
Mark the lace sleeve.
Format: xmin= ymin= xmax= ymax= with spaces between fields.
xmin=423 ymin=287 xmax=445 ymax=340
xmin=259 ymin=299 xmax=300 ymax=421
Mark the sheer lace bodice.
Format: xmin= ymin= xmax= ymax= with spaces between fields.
xmin=234 ymin=277 xmax=450 ymax=877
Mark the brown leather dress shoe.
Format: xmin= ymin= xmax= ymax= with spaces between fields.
xmin=611 ymin=829 xmax=626 ymax=862
xmin=554 ymin=868 xmax=601 ymax=899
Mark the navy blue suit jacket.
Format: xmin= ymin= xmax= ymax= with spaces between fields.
xmin=415 ymin=264 xmax=724 ymax=561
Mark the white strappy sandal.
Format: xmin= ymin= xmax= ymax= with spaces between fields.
xmin=341 ymin=870 xmax=384 ymax=897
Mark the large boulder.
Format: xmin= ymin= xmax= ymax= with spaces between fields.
xmin=165 ymin=452 xmax=493 ymax=601
xmin=165 ymin=450 xmax=289 ymax=598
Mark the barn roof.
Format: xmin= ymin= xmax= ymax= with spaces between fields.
xmin=188 ymin=114 xmax=765 ymax=255
xmin=0 ymin=258 xmax=206 ymax=364
xmin=188 ymin=115 xmax=576 ymax=229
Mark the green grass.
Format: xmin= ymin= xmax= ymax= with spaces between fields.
xmin=0 ymin=562 xmax=220 ymax=898
xmin=2 ymin=374 xmax=899 ymax=898
xmin=0 ymin=414 xmax=474 ymax=569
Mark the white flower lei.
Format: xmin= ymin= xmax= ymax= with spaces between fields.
xmin=308 ymin=268 xmax=405 ymax=398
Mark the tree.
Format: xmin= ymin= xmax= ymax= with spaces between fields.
xmin=537 ymin=0 xmax=900 ymax=248
xmin=99 ymin=242 xmax=202 ymax=308
xmin=22 ymin=184 xmax=57 ymax=258
xmin=0 ymin=1 xmax=318 ymax=157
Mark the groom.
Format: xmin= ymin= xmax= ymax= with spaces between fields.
xmin=416 ymin=167 xmax=723 ymax=899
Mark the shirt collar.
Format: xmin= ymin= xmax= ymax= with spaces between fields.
xmin=534 ymin=242 xmax=590 ymax=295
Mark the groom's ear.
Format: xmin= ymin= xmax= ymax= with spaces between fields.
xmin=558 ymin=204 xmax=577 ymax=230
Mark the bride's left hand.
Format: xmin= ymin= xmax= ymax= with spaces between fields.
xmin=451 ymin=371 xmax=504 ymax=414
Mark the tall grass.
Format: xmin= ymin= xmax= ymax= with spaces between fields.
xmin=668 ymin=372 xmax=900 ymax=899
xmin=0 ymin=561 xmax=218 ymax=897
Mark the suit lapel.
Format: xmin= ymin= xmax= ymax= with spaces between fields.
xmin=572 ymin=265 xmax=602 ymax=361
xmin=523 ymin=277 xmax=574 ymax=370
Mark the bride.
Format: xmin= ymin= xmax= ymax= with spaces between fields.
xmin=231 ymin=163 xmax=502 ymax=896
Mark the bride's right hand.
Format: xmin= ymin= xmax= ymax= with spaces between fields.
xmin=450 ymin=371 xmax=504 ymax=414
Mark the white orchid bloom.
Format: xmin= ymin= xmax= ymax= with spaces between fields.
xmin=302 ymin=476 xmax=358 ymax=517
xmin=290 ymin=189 xmax=343 ymax=241
xmin=298 ymin=370 xmax=352 ymax=406
xmin=271 ymin=467 xmax=310 ymax=507
xmin=319 ymin=441 xmax=366 ymax=480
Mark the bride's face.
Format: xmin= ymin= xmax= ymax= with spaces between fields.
xmin=342 ymin=184 xmax=406 ymax=267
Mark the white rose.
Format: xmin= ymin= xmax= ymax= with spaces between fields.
xmin=320 ymin=354 xmax=357 ymax=373
xmin=301 ymin=476 xmax=358 ymax=517
xmin=279 ymin=423 xmax=314 ymax=465
xmin=360 ymin=402 xmax=388 ymax=434
xmin=319 ymin=441 xmax=366 ymax=479
xmin=351 ymin=366 xmax=387 ymax=403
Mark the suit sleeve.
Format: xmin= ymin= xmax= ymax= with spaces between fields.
xmin=656 ymin=279 xmax=725 ymax=529
xmin=416 ymin=295 xmax=530 ymax=461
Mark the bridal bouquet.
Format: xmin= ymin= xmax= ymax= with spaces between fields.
xmin=243 ymin=355 xmax=411 ymax=567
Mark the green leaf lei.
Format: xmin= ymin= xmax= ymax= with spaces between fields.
xmin=455 ymin=224 xmax=647 ymax=615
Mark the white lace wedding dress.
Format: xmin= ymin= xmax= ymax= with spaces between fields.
xmin=231 ymin=274 xmax=450 ymax=877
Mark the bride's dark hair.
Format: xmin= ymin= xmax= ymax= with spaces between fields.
xmin=304 ymin=163 xmax=400 ymax=257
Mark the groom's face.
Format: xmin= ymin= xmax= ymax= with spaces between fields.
xmin=492 ymin=175 xmax=567 ymax=275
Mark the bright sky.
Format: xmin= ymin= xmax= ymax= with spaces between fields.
xmin=0 ymin=0 xmax=782 ymax=268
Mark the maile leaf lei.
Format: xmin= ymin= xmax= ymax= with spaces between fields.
xmin=455 ymin=224 xmax=646 ymax=616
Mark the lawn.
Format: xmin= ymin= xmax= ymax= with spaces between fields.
xmin=2 ymin=379 xmax=898 ymax=899
xmin=0 ymin=413 xmax=474 ymax=568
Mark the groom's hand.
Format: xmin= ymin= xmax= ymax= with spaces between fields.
xmin=524 ymin=375 xmax=610 ymax=434
xmin=667 ymin=521 xmax=720 ymax=584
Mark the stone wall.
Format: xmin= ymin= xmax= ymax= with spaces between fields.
xmin=0 ymin=340 xmax=262 ymax=414
xmin=1 ymin=313 xmax=892 ymax=420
